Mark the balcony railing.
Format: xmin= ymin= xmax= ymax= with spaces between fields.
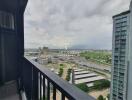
xmin=22 ymin=57 xmax=95 ymax=100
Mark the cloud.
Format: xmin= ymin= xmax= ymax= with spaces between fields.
xmin=24 ymin=0 xmax=130 ymax=49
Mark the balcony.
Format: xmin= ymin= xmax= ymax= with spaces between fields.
xmin=0 ymin=56 xmax=95 ymax=100
xmin=0 ymin=0 xmax=95 ymax=100
xmin=22 ymin=57 xmax=95 ymax=100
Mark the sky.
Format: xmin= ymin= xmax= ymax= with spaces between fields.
xmin=24 ymin=0 xmax=130 ymax=49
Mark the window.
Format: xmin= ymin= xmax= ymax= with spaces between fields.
xmin=122 ymin=21 xmax=127 ymax=26
xmin=0 ymin=11 xmax=14 ymax=29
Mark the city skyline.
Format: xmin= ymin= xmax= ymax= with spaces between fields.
xmin=24 ymin=0 xmax=130 ymax=49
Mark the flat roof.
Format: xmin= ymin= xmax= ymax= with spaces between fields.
xmin=113 ymin=10 xmax=130 ymax=18
xmin=74 ymin=69 xmax=85 ymax=72
xmin=75 ymin=76 xmax=105 ymax=84
xmin=74 ymin=71 xmax=90 ymax=75
xmin=75 ymin=73 xmax=97 ymax=79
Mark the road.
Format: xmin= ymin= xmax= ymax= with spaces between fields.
xmin=71 ymin=56 xmax=111 ymax=73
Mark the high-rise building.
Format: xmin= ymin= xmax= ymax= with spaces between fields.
xmin=111 ymin=1 xmax=132 ymax=100
xmin=127 ymin=1 xmax=132 ymax=100
xmin=111 ymin=10 xmax=130 ymax=100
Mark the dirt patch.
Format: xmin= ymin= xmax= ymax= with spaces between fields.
xmin=88 ymin=88 xmax=109 ymax=99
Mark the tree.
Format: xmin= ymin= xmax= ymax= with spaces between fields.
xmin=97 ymin=95 xmax=104 ymax=100
xmin=76 ymin=83 xmax=89 ymax=92
xmin=107 ymin=94 xmax=110 ymax=100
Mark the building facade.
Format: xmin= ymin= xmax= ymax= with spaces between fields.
xmin=111 ymin=11 xmax=130 ymax=100
xmin=127 ymin=1 xmax=132 ymax=100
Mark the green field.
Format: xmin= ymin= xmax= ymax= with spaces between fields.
xmin=80 ymin=51 xmax=112 ymax=65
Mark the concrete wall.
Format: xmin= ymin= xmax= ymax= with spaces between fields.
xmin=0 ymin=0 xmax=28 ymax=83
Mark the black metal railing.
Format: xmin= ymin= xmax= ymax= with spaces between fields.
xmin=22 ymin=57 xmax=95 ymax=100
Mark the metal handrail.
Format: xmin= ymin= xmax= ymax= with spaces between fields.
xmin=22 ymin=57 xmax=95 ymax=100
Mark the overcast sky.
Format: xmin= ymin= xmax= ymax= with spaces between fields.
xmin=24 ymin=0 xmax=130 ymax=49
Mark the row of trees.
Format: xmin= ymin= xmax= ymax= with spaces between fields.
xmin=66 ymin=68 xmax=72 ymax=81
xmin=58 ymin=64 xmax=64 ymax=77
xmin=58 ymin=68 xmax=63 ymax=77
xmin=76 ymin=79 xmax=110 ymax=92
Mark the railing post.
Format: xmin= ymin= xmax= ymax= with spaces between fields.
xmin=39 ymin=73 xmax=42 ymax=100
xmin=22 ymin=59 xmax=32 ymax=100
xmin=61 ymin=94 xmax=65 ymax=100
xmin=53 ymin=86 xmax=56 ymax=100
xmin=43 ymin=76 xmax=46 ymax=100
xmin=47 ymin=81 xmax=50 ymax=100
xmin=33 ymin=68 xmax=39 ymax=100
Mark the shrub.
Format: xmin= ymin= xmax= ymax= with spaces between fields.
xmin=97 ymin=95 xmax=105 ymax=100
xmin=76 ymin=83 xmax=89 ymax=92
xmin=107 ymin=94 xmax=110 ymax=100
xmin=93 ymin=79 xmax=110 ymax=90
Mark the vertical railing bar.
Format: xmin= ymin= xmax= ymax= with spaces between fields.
xmin=38 ymin=72 xmax=40 ymax=100
xmin=32 ymin=68 xmax=39 ymax=100
xmin=31 ymin=66 xmax=33 ymax=100
xmin=53 ymin=85 xmax=56 ymax=100
xmin=43 ymin=75 xmax=45 ymax=100
xmin=31 ymin=66 xmax=34 ymax=100
xmin=47 ymin=80 xmax=50 ymax=100
xmin=40 ymin=73 xmax=42 ymax=100
xmin=61 ymin=93 xmax=65 ymax=100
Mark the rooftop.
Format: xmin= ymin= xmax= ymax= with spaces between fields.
xmin=113 ymin=10 xmax=130 ymax=18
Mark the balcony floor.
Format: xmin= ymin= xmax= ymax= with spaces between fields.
xmin=0 ymin=81 xmax=20 ymax=100
xmin=1 ymin=94 xmax=20 ymax=100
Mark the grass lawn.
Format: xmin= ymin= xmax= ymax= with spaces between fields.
xmin=80 ymin=51 xmax=112 ymax=65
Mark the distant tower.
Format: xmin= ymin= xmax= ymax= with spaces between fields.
xmin=42 ymin=47 xmax=49 ymax=56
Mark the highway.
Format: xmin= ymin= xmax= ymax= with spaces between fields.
xmin=71 ymin=56 xmax=111 ymax=73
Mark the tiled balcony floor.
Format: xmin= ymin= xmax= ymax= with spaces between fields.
xmin=1 ymin=94 xmax=20 ymax=100
xmin=0 ymin=81 xmax=20 ymax=100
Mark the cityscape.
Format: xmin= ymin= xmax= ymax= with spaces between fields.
xmin=0 ymin=0 xmax=132 ymax=100
xmin=25 ymin=48 xmax=111 ymax=99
